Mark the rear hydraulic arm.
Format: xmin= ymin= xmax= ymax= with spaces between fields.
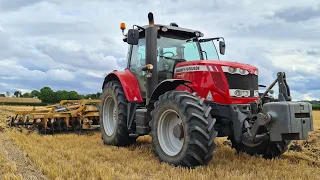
xmin=260 ymin=72 xmax=292 ymax=102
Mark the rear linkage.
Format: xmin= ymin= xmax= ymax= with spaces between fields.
xmin=241 ymin=72 xmax=313 ymax=143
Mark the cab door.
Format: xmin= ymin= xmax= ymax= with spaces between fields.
xmin=129 ymin=38 xmax=147 ymax=98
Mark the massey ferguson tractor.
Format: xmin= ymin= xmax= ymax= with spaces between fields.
xmin=99 ymin=12 xmax=314 ymax=167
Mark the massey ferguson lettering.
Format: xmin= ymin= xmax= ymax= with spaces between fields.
xmin=174 ymin=65 xmax=208 ymax=73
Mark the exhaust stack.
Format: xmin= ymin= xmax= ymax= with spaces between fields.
xmin=145 ymin=12 xmax=158 ymax=104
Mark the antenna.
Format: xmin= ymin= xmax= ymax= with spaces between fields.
xmin=162 ymin=5 xmax=164 ymax=23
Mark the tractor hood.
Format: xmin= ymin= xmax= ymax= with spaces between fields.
xmin=174 ymin=60 xmax=260 ymax=104
xmin=175 ymin=60 xmax=258 ymax=75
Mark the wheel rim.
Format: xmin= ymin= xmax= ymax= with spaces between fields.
xmin=103 ymin=96 xmax=117 ymax=136
xmin=241 ymin=135 xmax=264 ymax=147
xmin=157 ymin=109 xmax=184 ymax=156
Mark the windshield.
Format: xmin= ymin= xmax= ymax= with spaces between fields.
xmin=156 ymin=36 xmax=219 ymax=61
xmin=129 ymin=36 xmax=220 ymax=72
xmin=200 ymin=40 xmax=220 ymax=60
xmin=157 ymin=37 xmax=200 ymax=61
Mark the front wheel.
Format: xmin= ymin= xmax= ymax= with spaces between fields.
xmin=151 ymin=91 xmax=218 ymax=167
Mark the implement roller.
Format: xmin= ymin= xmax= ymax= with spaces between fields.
xmin=7 ymin=99 xmax=101 ymax=134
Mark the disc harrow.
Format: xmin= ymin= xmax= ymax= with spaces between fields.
xmin=7 ymin=100 xmax=101 ymax=134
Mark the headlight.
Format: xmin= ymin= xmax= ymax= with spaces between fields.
xmin=242 ymin=90 xmax=250 ymax=97
xmin=222 ymin=66 xmax=249 ymax=75
xmin=239 ymin=68 xmax=249 ymax=75
xmin=228 ymin=67 xmax=237 ymax=74
xmin=234 ymin=90 xmax=241 ymax=97
xmin=161 ymin=26 xmax=168 ymax=32
xmin=230 ymin=89 xmax=255 ymax=97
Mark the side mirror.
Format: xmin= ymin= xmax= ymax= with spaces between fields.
xmin=219 ymin=41 xmax=226 ymax=55
xmin=127 ymin=29 xmax=139 ymax=45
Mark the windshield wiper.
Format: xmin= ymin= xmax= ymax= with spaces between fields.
xmin=185 ymin=37 xmax=196 ymax=43
xmin=158 ymin=55 xmax=186 ymax=62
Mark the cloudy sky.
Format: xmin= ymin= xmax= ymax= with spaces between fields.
xmin=0 ymin=0 xmax=319 ymax=100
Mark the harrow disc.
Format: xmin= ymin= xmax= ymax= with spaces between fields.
xmin=72 ymin=119 xmax=82 ymax=132
xmin=59 ymin=119 xmax=68 ymax=132
xmin=36 ymin=122 xmax=45 ymax=134
xmin=53 ymin=119 xmax=62 ymax=133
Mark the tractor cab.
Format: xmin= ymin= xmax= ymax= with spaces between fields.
xmin=123 ymin=23 xmax=226 ymax=98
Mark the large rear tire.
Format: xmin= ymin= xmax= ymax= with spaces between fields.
xmin=100 ymin=81 xmax=137 ymax=146
xmin=151 ymin=91 xmax=218 ymax=167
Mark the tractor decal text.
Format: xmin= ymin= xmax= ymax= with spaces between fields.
xmin=174 ymin=65 xmax=208 ymax=74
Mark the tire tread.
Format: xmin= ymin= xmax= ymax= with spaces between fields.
xmin=151 ymin=90 xmax=218 ymax=167
xmin=100 ymin=81 xmax=136 ymax=146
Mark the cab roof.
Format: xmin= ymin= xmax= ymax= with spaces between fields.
xmin=123 ymin=24 xmax=204 ymax=42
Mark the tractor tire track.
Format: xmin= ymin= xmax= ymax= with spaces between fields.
xmin=0 ymin=106 xmax=48 ymax=180
xmin=0 ymin=131 xmax=48 ymax=180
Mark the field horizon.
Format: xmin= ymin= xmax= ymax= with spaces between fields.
xmin=0 ymin=97 xmax=41 ymax=103
xmin=0 ymin=106 xmax=319 ymax=180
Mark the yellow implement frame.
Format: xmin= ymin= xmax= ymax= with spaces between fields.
xmin=8 ymin=99 xmax=101 ymax=134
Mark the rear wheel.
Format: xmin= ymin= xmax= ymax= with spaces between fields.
xmin=100 ymin=81 xmax=137 ymax=146
xmin=151 ymin=91 xmax=218 ymax=167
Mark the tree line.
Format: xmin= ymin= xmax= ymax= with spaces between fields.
xmin=7 ymin=87 xmax=102 ymax=103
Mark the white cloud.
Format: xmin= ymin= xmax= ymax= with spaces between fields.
xmin=82 ymin=81 xmax=101 ymax=90
xmin=15 ymin=88 xmax=33 ymax=94
xmin=303 ymin=92 xmax=314 ymax=101
xmin=0 ymin=0 xmax=318 ymax=100
xmin=86 ymin=71 xmax=104 ymax=78
xmin=47 ymin=69 xmax=75 ymax=81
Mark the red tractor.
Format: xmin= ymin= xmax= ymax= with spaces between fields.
xmin=99 ymin=12 xmax=313 ymax=167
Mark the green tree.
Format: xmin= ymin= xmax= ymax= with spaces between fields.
xmin=39 ymin=87 xmax=57 ymax=103
xmin=56 ymin=90 xmax=70 ymax=101
xmin=83 ymin=92 xmax=101 ymax=99
xmin=22 ymin=92 xmax=31 ymax=98
xmin=68 ymin=91 xmax=81 ymax=100
xmin=96 ymin=92 xmax=102 ymax=99
xmin=14 ymin=91 xmax=22 ymax=97
xmin=30 ymin=90 xmax=40 ymax=98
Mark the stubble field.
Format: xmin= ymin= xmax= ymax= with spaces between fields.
xmin=0 ymin=97 xmax=41 ymax=103
xmin=0 ymin=106 xmax=319 ymax=180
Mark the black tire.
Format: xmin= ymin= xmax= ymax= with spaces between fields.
xmin=36 ymin=122 xmax=44 ymax=134
xmin=72 ymin=119 xmax=81 ymax=131
xmin=59 ymin=119 xmax=68 ymax=131
xmin=100 ymin=81 xmax=137 ymax=146
xmin=230 ymin=132 xmax=291 ymax=159
xmin=151 ymin=90 xmax=218 ymax=167
xmin=52 ymin=119 xmax=61 ymax=133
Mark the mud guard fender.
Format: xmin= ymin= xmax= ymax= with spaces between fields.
xmin=102 ymin=70 xmax=143 ymax=102
xmin=149 ymin=79 xmax=192 ymax=103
